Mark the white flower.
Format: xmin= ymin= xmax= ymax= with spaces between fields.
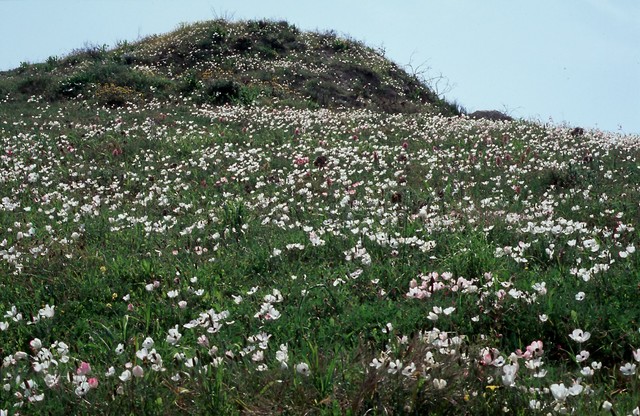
xmin=115 ymin=343 xmax=125 ymax=355
xmin=167 ymin=290 xmax=178 ymax=298
xmin=620 ymin=362 xmax=637 ymax=376
xmin=184 ymin=357 xmax=198 ymax=368
xmin=388 ymin=359 xmax=402 ymax=374
xmin=370 ymin=357 xmax=385 ymax=370
xmin=119 ymin=369 xmax=132 ymax=382
xmin=569 ymin=329 xmax=591 ymax=343
xmin=75 ymin=381 xmax=90 ymax=397
xmin=433 ymin=378 xmax=447 ymax=390
xmin=568 ymin=382 xmax=583 ymax=396
xmin=633 ymin=348 xmax=640 ymax=362
xmin=575 ymin=292 xmax=585 ymax=301
xmin=602 ymin=400 xmax=613 ymax=410
xmin=532 ymin=282 xmax=547 ymax=295
xmin=576 ymin=350 xmax=590 ymax=362
xmin=402 ymin=362 xmax=416 ymax=377
xmin=276 ymin=344 xmax=288 ymax=369
xmin=29 ymin=338 xmax=42 ymax=351
xmin=295 ymin=362 xmax=310 ymax=376
xmin=142 ymin=337 xmax=154 ymax=349
xmin=44 ymin=374 xmax=59 ymax=388
xmin=502 ymin=363 xmax=518 ymax=387
xmin=550 ymin=383 xmax=569 ymax=401
xmin=533 ymin=369 xmax=547 ymax=378
xmin=166 ymin=325 xmax=182 ymax=345
xmin=38 ymin=304 xmax=55 ymax=318
xmin=254 ymin=303 xmax=281 ymax=320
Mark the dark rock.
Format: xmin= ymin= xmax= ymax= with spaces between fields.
xmin=468 ymin=110 xmax=513 ymax=122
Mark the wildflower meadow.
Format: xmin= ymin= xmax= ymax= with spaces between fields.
xmin=1 ymin=19 xmax=640 ymax=415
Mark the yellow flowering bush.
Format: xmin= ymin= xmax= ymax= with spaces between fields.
xmin=200 ymin=69 xmax=215 ymax=80
xmin=94 ymin=83 xmax=139 ymax=107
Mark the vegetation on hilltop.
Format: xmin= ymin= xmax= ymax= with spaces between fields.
xmin=0 ymin=19 xmax=462 ymax=115
xmin=1 ymin=18 xmax=640 ymax=416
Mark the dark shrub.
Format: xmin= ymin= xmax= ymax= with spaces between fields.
xmin=58 ymin=62 xmax=173 ymax=99
xmin=17 ymin=75 xmax=55 ymax=96
xmin=469 ymin=110 xmax=513 ymax=121
xmin=202 ymin=79 xmax=241 ymax=105
xmin=195 ymin=24 xmax=228 ymax=51
xmin=234 ymin=37 xmax=254 ymax=53
xmin=304 ymin=79 xmax=344 ymax=107
xmin=63 ymin=43 xmax=109 ymax=66
xmin=332 ymin=39 xmax=350 ymax=52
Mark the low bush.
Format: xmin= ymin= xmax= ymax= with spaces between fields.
xmin=94 ymin=83 xmax=140 ymax=107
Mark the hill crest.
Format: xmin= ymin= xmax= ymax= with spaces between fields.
xmin=0 ymin=19 xmax=462 ymax=115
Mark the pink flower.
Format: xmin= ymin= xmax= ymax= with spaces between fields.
xmin=294 ymin=156 xmax=309 ymax=166
xmin=88 ymin=378 xmax=99 ymax=388
xmin=197 ymin=335 xmax=209 ymax=347
xmin=132 ymin=365 xmax=144 ymax=378
xmin=516 ymin=341 xmax=543 ymax=359
xmin=527 ymin=340 xmax=543 ymax=357
xmin=77 ymin=361 xmax=91 ymax=376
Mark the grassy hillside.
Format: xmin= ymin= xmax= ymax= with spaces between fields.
xmin=1 ymin=19 xmax=640 ymax=415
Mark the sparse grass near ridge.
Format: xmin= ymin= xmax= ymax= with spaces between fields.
xmin=1 ymin=18 xmax=640 ymax=416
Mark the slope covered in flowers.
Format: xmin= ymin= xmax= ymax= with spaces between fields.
xmin=1 ymin=19 xmax=640 ymax=416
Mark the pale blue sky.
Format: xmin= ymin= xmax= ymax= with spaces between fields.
xmin=1 ymin=0 xmax=638 ymax=134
